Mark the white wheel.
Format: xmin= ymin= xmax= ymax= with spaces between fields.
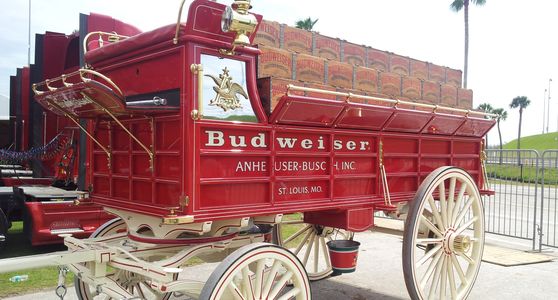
xmin=200 ymin=242 xmax=311 ymax=300
xmin=274 ymin=219 xmax=350 ymax=281
xmin=403 ymin=167 xmax=484 ymax=300
xmin=0 ymin=209 xmax=7 ymax=249
xmin=75 ymin=218 xmax=174 ymax=300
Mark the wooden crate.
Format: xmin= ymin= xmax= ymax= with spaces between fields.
xmin=446 ymin=67 xmax=463 ymax=88
xmin=305 ymin=82 xmax=338 ymax=100
xmin=342 ymin=41 xmax=366 ymax=66
xmin=367 ymin=48 xmax=390 ymax=72
xmin=314 ymin=34 xmax=341 ymax=61
xmin=390 ymin=54 xmax=410 ymax=76
xmin=428 ymin=63 xmax=445 ymax=83
xmin=354 ymin=66 xmax=378 ymax=94
xmin=441 ymin=84 xmax=458 ymax=107
xmin=253 ymin=20 xmax=281 ymax=48
xmin=422 ymin=80 xmax=441 ymax=104
xmin=410 ymin=59 xmax=428 ymax=81
xmin=379 ymin=72 xmax=402 ymax=97
xmin=257 ymin=45 xmax=293 ymax=79
xmin=283 ymin=26 xmax=312 ymax=54
xmin=295 ymin=53 xmax=326 ymax=84
xmin=402 ymin=77 xmax=422 ymax=100
xmin=327 ymin=60 xmax=354 ymax=89
xmin=457 ymin=88 xmax=473 ymax=109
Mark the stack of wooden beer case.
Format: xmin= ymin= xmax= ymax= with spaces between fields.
xmin=255 ymin=20 xmax=473 ymax=114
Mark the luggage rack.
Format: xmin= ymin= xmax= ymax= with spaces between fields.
xmin=275 ymin=84 xmax=498 ymax=138
xmin=32 ymin=69 xmax=154 ymax=171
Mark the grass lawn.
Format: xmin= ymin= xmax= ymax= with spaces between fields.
xmin=503 ymin=132 xmax=558 ymax=152
xmin=0 ymin=222 xmax=72 ymax=298
xmin=279 ymin=213 xmax=306 ymax=248
xmin=486 ymin=164 xmax=558 ymax=185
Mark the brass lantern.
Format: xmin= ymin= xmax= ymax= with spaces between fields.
xmin=221 ymin=0 xmax=258 ymax=47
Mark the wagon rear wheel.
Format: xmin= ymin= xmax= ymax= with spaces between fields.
xmin=199 ymin=242 xmax=311 ymax=300
xmin=75 ymin=218 xmax=175 ymax=300
xmin=274 ymin=218 xmax=350 ymax=281
xmin=403 ymin=167 xmax=484 ymax=300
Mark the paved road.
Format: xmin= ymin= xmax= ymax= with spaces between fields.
xmin=484 ymin=182 xmax=558 ymax=248
xmin=4 ymin=230 xmax=558 ymax=300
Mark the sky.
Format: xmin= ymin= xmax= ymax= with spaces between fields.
xmin=0 ymin=0 xmax=556 ymax=146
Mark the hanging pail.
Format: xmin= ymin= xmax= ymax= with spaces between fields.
xmin=327 ymin=240 xmax=361 ymax=275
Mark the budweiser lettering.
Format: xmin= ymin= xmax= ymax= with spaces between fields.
xmin=205 ymin=130 xmax=370 ymax=151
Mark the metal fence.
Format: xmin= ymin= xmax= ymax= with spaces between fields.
xmin=541 ymin=150 xmax=558 ymax=249
xmin=484 ymin=149 xmax=558 ymax=251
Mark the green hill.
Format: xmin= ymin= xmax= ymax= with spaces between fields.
xmin=503 ymin=132 xmax=558 ymax=151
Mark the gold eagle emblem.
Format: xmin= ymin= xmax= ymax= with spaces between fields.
xmin=205 ymin=67 xmax=248 ymax=111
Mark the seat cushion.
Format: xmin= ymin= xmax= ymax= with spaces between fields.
xmin=85 ymin=23 xmax=185 ymax=65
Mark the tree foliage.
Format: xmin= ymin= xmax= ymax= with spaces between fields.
xmin=509 ymin=96 xmax=530 ymax=150
xmin=450 ymin=0 xmax=486 ymax=89
xmin=295 ymin=18 xmax=319 ymax=31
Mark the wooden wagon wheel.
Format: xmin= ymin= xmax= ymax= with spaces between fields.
xmin=274 ymin=218 xmax=350 ymax=281
xmin=75 ymin=218 xmax=177 ymax=300
xmin=403 ymin=166 xmax=485 ymax=300
xmin=0 ymin=209 xmax=7 ymax=249
xmin=199 ymin=242 xmax=311 ymax=300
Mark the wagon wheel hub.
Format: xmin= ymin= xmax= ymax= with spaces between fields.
xmin=442 ymin=228 xmax=471 ymax=255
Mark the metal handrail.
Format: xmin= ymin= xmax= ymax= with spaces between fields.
xmin=286 ymin=84 xmax=499 ymax=119
xmin=173 ymin=0 xmax=187 ymax=44
xmin=83 ymin=31 xmax=129 ymax=54
xmin=190 ymin=64 xmax=204 ymax=120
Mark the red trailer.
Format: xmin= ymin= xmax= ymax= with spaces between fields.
xmin=0 ymin=1 xmax=495 ymax=299
xmin=0 ymin=29 xmax=114 ymax=248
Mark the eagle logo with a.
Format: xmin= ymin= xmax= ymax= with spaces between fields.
xmin=205 ymin=67 xmax=248 ymax=111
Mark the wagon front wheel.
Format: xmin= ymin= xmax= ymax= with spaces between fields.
xmin=199 ymin=242 xmax=311 ymax=300
xmin=403 ymin=167 xmax=484 ymax=300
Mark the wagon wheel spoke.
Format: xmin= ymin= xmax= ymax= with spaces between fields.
xmin=227 ymin=281 xmax=246 ymax=300
xmin=403 ymin=167 xmax=485 ymax=300
xmin=284 ymin=225 xmax=311 ymax=245
xmin=447 ymin=257 xmax=457 ymax=299
xmin=420 ymin=216 xmax=443 ymax=238
xmin=451 ymin=184 xmax=468 ymax=227
xmin=275 ymin=219 xmax=350 ymax=281
xmin=262 ymin=260 xmax=282 ymax=298
xmin=416 ymin=238 xmax=444 ymax=245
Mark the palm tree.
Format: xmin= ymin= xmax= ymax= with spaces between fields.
xmin=477 ymin=103 xmax=493 ymax=145
xmin=509 ymin=96 xmax=530 ymax=150
xmin=492 ymin=108 xmax=508 ymax=165
xmin=295 ymin=18 xmax=319 ymax=31
xmin=450 ymin=0 xmax=486 ymax=89
xmin=492 ymin=108 xmax=507 ymax=150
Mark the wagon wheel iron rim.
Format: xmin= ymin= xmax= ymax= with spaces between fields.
xmin=403 ymin=167 xmax=484 ymax=300
xmin=199 ymin=242 xmax=311 ymax=300
xmin=274 ymin=217 xmax=350 ymax=281
xmin=75 ymin=218 xmax=177 ymax=300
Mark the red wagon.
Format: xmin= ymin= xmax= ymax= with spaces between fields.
xmin=0 ymin=1 xmax=496 ymax=299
